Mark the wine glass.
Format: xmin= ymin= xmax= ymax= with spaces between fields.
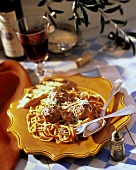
xmin=13 ymin=15 xmax=52 ymax=77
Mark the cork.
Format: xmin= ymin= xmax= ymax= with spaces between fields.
xmin=75 ymin=53 xmax=92 ymax=67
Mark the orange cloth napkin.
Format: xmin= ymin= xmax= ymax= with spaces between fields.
xmin=0 ymin=60 xmax=32 ymax=170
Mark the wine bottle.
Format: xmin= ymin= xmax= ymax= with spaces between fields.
xmin=0 ymin=0 xmax=26 ymax=61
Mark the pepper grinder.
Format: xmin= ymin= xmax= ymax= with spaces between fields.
xmin=110 ymin=130 xmax=126 ymax=161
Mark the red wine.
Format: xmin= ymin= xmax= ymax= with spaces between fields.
xmin=20 ymin=29 xmax=48 ymax=62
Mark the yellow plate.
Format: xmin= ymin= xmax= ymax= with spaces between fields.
xmin=7 ymin=74 xmax=130 ymax=161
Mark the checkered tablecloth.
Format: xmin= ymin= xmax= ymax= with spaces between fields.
xmin=1 ymin=18 xmax=136 ymax=170
xmin=15 ymin=37 xmax=136 ymax=170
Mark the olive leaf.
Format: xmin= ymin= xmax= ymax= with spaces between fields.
xmin=111 ymin=19 xmax=127 ymax=26
xmin=116 ymin=0 xmax=130 ymax=3
xmin=128 ymin=38 xmax=136 ymax=56
xmin=104 ymin=5 xmax=122 ymax=14
xmin=126 ymin=32 xmax=136 ymax=38
xmin=48 ymin=14 xmax=57 ymax=28
xmin=38 ymin=0 xmax=47 ymax=6
xmin=100 ymin=15 xmax=105 ymax=34
xmin=79 ymin=5 xmax=89 ymax=27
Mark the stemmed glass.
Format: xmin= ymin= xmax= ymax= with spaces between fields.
xmin=13 ymin=15 xmax=52 ymax=77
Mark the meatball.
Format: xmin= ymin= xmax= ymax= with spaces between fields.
xmin=42 ymin=106 xmax=61 ymax=123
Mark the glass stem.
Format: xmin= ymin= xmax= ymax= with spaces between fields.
xmin=35 ymin=61 xmax=45 ymax=76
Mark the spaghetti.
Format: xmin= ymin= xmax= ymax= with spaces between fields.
xmin=25 ymin=83 xmax=105 ymax=144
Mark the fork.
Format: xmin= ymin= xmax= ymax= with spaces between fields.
xmin=100 ymin=79 xmax=122 ymax=117
xmin=75 ymin=105 xmax=136 ymax=136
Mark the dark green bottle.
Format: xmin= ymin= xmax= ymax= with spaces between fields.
xmin=0 ymin=0 xmax=27 ymax=61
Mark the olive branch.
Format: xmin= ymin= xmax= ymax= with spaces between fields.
xmin=38 ymin=0 xmax=136 ymax=55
